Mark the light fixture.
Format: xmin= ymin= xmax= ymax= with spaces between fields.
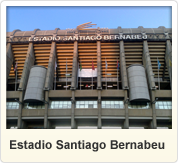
xmin=107 ymin=85 xmax=113 ymax=87
xmin=124 ymin=98 xmax=129 ymax=104
xmin=57 ymin=85 xmax=61 ymax=87
xmin=152 ymin=98 xmax=158 ymax=104
xmin=80 ymin=85 xmax=84 ymax=86
xmin=15 ymin=99 xmax=23 ymax=104
xmin=42 ymin=100 xmax=49 ymax=104
xmin=64 ymin=86 xmax=69 ymax=88
xmin=113 ymin=84 xmax=117 ymax=86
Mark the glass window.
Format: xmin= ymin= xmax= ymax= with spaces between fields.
xmin=102 ymin=101 xmax=124 ymax=109
xmin=76 ymin=101 xmax=97 ymax=109
xmin=102 ymin=101 xmax=106 ymax=104
xmin=168 ymin=106 xmax=172 ymax=109
xmin=63 ymin=105 xmax=67 ymax=108
xmin=159 ymin=105 xmax=164 ymax=109
xmin=155 ymin=101 xmax=172 ymax=109
xmin=49 ymin=101 xmax=71 ymax=109
xmin=115 ymin=104 xmax=119 ymax=108
xmin=94 ymin=101 xmax=97 ymax=104
xmin=106 ymin=104 xmax=110 ymax=108
xmin=80 ymin=101 xmax=84 ymax=104
xmin=120 ymin=104 xmax=124 ymax=108
xmin=6 ymin=102 xmax=19 ymax=109
xmin=88 ymin=104 xmax=93 ymax=108
xmin=89 ymin=101 xmax=93 ymax=104
xmin=115 ymin=101 xmax=119 ymax=104
xmin=85 ymin=101 xmax=88 ymax=104
xmin=164 ymin=105 xmax=168 ymax=109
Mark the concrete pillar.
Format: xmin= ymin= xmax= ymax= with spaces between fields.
xmin=43 ymin=42 xmax=56 ymax=128
xmin=71 ymin=41 xmax=78 ymax=90
xmin=18 ymin=43 xmax=35 ymax=91
xmin=17 ymin=91 xmax=25 ymax=129
xmin=47 ymin=120 xmax=52 ymax=129
xmin=148 ymin=121 xmax=154 ymax=129
xmin=143 ymin=41 xmax=156 ymax=89
xmin=21 ymin=120 xmax=27 ymax=129
xmin=165 ymin=40 xmax=172 ymax=88
xmin=44 ymin=42 xmax=56 ymax=90
xmin=97 ymin=90 xmax=102 ymax=129
xmin=150 ymin=91 xmax=157 ymax=129
xmin=97 ymin=41 xmax=102 ymax=89
xmin=71 ymin=91 xmax=77 ymax=129
xmin=6 ymin=43 xmax=14 ymax=82
xmin=44 ymin=91 xmax=49 ymax=129
xmin=123 ymin=90 xmax=129 ymax=129
xmin=120 ymin=41 xmax=129 ymax=89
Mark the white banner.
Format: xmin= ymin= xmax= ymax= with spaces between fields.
xmin=78 ymin=68 xmax=97 ymax=77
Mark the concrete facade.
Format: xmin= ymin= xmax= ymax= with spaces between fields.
xmin=6 ymin=26 xmax=172 ymax=129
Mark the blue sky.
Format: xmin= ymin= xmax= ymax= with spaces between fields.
xmin=7 ymin=6 xmax=172 ymax=32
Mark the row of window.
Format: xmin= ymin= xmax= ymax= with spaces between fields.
xmin=155 ymin=101 xmax=172 ymax=109
xmin=128 ymin=102 xmax=150 ymax=109
xmin=6 ymin=101 xmax=172 ymax=109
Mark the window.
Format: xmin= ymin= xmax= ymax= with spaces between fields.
xmin=50 ymin=101 xmax=71 ymax=109
xmin=155 ymin=101 xmax=172 ymax=109
xmin=23 ymin=103 xmax=45 ymax=109
xmin=6 ymin=102 xmax=19 ymax=109
xmin=76 ymin=101 xmax=97 ymax=109
xmin=128 ymin=102 xmax=150 ymax=109
xmin=102 ymin=101 xmax=124 ymax=109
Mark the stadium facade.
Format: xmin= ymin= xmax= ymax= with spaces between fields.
xmin=6 ymin=24 xmax=172 ymax=129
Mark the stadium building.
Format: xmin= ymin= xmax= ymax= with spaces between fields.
xmin=6 ymin=23 xmax=172 ymax=129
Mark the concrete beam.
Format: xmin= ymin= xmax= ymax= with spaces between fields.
xmin=44 ymin=91 xmax=49 ymax=129
xmin=150 ymin=91 xmax=157 ymax=129
xmin=71 ymin=41 xmax=78 ymax=90
xmin=44 ymin=42 xmax=56 ymax=90
xmin=143 ymin=41 xmax=156 ymax=89
xmin=49 ymin=90 xmax=72 ymax=97
xmin=17 ymin=91 xmax=25 ymax=129
xmin=101 ymin=90 xmax=124 ymax=97
xmin=18 ymin=43 xmax=35 ymax=90
xmin=97 ymin=91 xmax=102 ymax=129
xmin=97 ymin=41 xmax=102 ymax=89
xmin=6 ymin=43 xmax=14 ymax=82
xmin=7 ymin=91 xmax=20 ymax=98
xmin=75 ymin=90 xmax=98 ymax=97
xmin=71 ymin=91 xmax=77 ymax=129
xmin=155 ymin=90 xmax=172 ymax=98
xmin=123 ymin=90 xmax=129 ymax=129
xmin=120 ymin=41 xmax=129 ymax=89
xmin=165 ymin=40 xmax=172 ymax=88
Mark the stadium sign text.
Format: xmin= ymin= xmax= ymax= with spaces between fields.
xmin=29 ymin=35 xmax=147 ymax=41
